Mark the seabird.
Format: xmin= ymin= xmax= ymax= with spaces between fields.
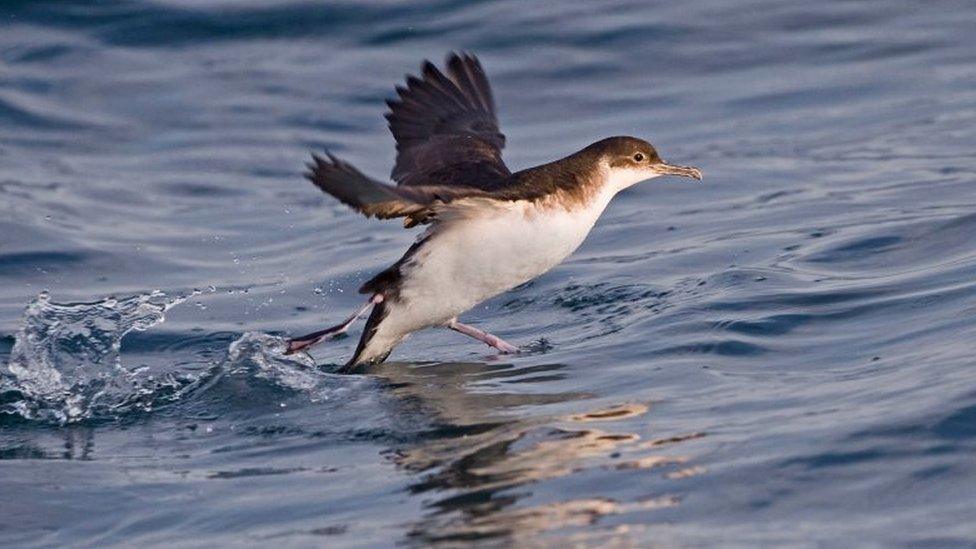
xmin=286 ymin=52 xmax=702 ymax=369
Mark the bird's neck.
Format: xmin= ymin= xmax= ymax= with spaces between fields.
xmin=508 ymin=154 xmax=611 ymax=211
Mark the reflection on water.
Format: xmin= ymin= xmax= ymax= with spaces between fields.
xmin=0 ymin=352 xmax=708 ymax=544
xmin=362 ymin=362 xmax=705 ymax=544
xmin=0 ymin=424 xmax=95 ymax=461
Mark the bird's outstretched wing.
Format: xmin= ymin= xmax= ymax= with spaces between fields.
xmin=304 ymin=152 xmax=487 ymax=228
xmin=386 ymin=52 xmax=511 ymax=190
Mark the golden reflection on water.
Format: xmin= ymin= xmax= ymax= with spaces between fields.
xmin=571 ymin=403 xmax=650 ymax=422
xmin=423 ymin=495 xmax=681 ymax=545
xmin=364 ymin=361 xmax=706 ymax=545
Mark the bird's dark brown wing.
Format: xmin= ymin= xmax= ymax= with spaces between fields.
xmin=386 ymin=52 xmax=511 ymax=190
xmin=304 ymin=152 xmax=487 ymax=227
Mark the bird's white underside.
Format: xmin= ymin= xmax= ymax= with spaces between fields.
xmin=355 ymin=164 xmax=663 ymax=362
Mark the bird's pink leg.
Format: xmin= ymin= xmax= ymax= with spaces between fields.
xmin=447 ymin=319 xmax=519 ymax=354
xmin=285 ymin=294 xmax=383 ymax=355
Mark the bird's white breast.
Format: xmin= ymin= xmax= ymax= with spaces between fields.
xmin=390 ymin=188 xmax=616 ymax=334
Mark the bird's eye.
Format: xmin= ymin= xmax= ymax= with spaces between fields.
xmin=633 ymin=153 xmax=645 ymax=162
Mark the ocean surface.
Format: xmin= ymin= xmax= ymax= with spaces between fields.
xmin=2 ymin=0 xmax=975 ymax=546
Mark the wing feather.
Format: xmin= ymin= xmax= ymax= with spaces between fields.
xmin=304 ymin=152 xmax=487 ymax=227
xmin=302 ymin=54 xmax=518 ymax=229
xmin=386 ymin=53 xmax=510 ymax=189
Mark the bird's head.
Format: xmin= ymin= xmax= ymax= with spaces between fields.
xmin=587 ymin=136 xmax=702 ymax=192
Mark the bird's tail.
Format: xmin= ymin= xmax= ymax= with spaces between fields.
xmin=344 ymin=300 xmax=395 ymax=371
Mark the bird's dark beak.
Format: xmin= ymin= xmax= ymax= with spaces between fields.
xmin=652 ymin=161 xmax=703 ymax=181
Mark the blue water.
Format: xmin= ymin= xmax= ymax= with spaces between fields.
xmin=2 ymin=0 xmax=975 ymax=546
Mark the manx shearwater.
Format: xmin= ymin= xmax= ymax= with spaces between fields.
xmin=286 ymin=53 xmax=702 ymax=369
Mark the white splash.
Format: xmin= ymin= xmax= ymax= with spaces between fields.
xmin=2 ymin=290 xmax=186 ymax=423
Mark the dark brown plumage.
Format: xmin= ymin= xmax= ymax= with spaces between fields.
xmin=303 ymin=53 xmax=514 ymax=228
xmin=387 ymin=53 xmax=510 ymax=189
xmin=497 ymin=137 xmax=664 ymax=207
xmin=303 ymin=53 xmax=664 ymax=226
xmin=304 ymin=151 xmax=486 ymax=227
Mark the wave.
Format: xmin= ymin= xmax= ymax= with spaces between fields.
xmin=0 ymin=290 xmax=318 ymax=424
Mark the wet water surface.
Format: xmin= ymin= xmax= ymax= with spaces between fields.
xmin=2 ymin=0 xmax=976 ymax=546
